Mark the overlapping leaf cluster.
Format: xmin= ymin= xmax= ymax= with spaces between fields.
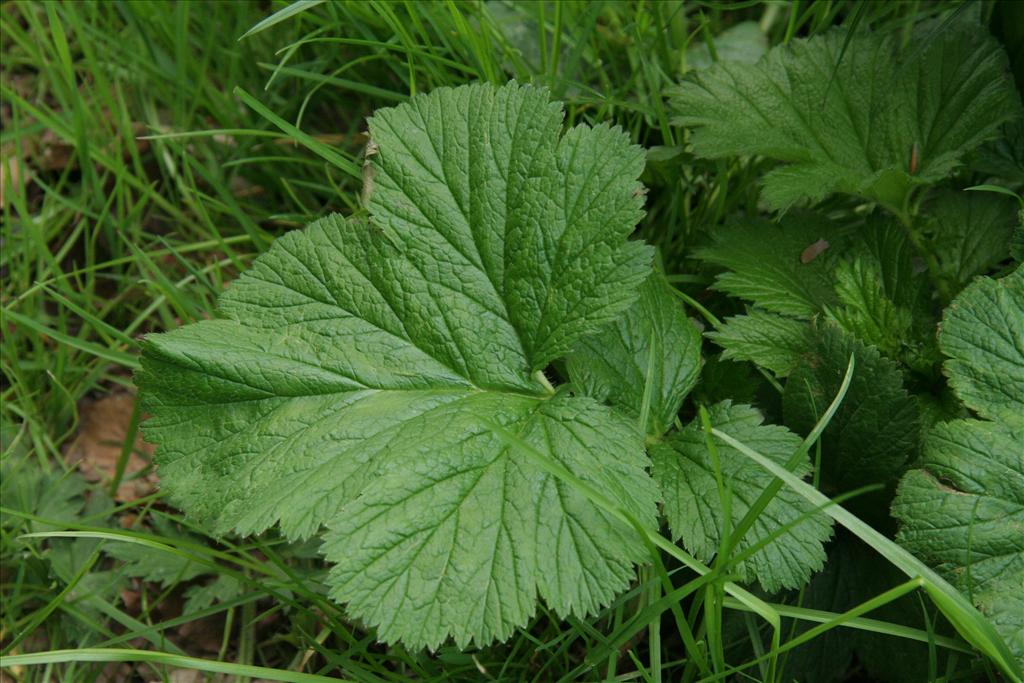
xmin=671 ymin=17 xmax=1024 ymax=678
xmin=672 ymin=22 xmax=1021 ymax=211
xmin=139 ymin=82 xmax=831 ymax=650
xmin=137 ymin=14 xmax=1024 ymax=676
xmin=893 ymin=268 xmax=1024 ymax=667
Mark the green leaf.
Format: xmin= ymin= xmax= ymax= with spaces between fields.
xmin=105 ymin=542 xmax=207 ymax=587
xmin=895 ymin=421 xmax=1023 ymax=590
xmin=321 ymin=393 xmax=657 ymax=647
xmin=184 ymin=576 xmax=243 ymax=616
xmin=697 ymin=354 xmax=760 ymax=406
xmin=969 ymin=118 xmax=1024 ymax=183
xmin=784 ymin=327 xmax=921 ymax=496
xmin=894 ymin=267 xmax=1024 ymax=666
xmin=365 ymin=81 xmax=651 ymax=370
xmin=924 ymin=190 xmax=1018 ymax=293
xmin=708 ymin=309 xmax=811 ymax=377
xmin=671 ymin=24 xmax=1021 ymax=210
xmin=1014 ymin=210 xmax=1024 ymax=262
xmin=686 ymin=21 xmax=768 ymax=72
xmin=695 ymin=212 xmax=848 ymax=318
xmin=0 ymin=441 xmax=86 ymax=534
xmin=138 ymin=82 xmax=658 ymax=650
xmin=103 ymin=517 xmax=208 ymax=587
xmin=939 ymin=266 xmax=1024 ymax=424
xmin=845 ymin=216 xmax=923 ymax=312
xmin=697 ymin=213 xmax=938 ymax=373
xmin=974 ymin=576 xmax=1024 ymax=666
xmin=566 ymin=272 xmax=702 ymax=436
xmin=780 ymin=533 xmax=950 ymax=683
xmin=892 ymin=420 xmax=1024 ymax=666
xmin=650 ymin=402 xmax=832 ymax=592
xmin=828 ymin=256 xmax=913 ymax=358
xmin=830 ymin=217 xmax=938 ymax=371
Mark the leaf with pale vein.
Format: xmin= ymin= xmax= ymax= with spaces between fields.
xmin=671 ymin=24 xmax=1021 ymax=209
xmin=893 ymin=267 xmax=1024 ymax=666
xmin=566 ymin=272 xmax=702 ymax=436
xmin=650 ymin=402 xmax=832 ymax=592
xmin=138 ymin=82 xmax=658 ymax=650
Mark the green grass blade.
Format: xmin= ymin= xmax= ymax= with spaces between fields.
xmin=239 ymin=0 xmax=326 ymax=40
xmin=233 ymin=86 xmax=361 ymax=179
xmin=0 ymin=648 xmax=347 ymax=683
xmin=713 ymin=429 xmax=1023 ymax=682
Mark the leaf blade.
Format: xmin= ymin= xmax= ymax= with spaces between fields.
xmin=671 ymin=24 xmax=1021 ymax=209
xmin=138 ymin=82 xmax=658 ymax=649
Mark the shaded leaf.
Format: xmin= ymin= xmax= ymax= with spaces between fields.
xmin=828 ymin=256 xmax=913 ymax=357
xmin=708 ymin=309 xmax=811 ymax=377
xmin=784 ymin=326 xmax=921 ymax=496
xmin=893 ymin=267 xmax=1024 ymax=666
xmin=695 ymin=212 xmax=849 ymax=317
xmin=672 ymin=24 xmax=1021 ymax=209
xmin=686 ymin=22 xmax=768 ymax=71
xmin=184 ymin=576 xmax=243 ymax=615
xmin=924 ymin=190 xmax=1017 ymax=293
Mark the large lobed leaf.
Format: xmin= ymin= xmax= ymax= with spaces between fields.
xmin=671 ymin=23 xmax=1021 ymax=210
xmin=565 ymin=273 xmax=833 ymax=593
xmin=892 ymin=266 xmax=1024 ymax=666
xmin=138 ymin=82 xmax=659 ymax=649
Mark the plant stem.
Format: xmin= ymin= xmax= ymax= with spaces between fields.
xmin=533 ymin=369 xmax=556 ymax=394
xmin=895 ymin=206 xmax=950 ymax=304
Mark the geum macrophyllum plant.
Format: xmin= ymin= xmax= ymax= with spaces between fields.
xmin=671 ymin=19 xmax=1023 ymax=674
xmin=137 ymin=82 xmax=833 ymax=650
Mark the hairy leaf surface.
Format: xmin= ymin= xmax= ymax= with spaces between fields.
xmin=784 ymin=327 xmax=921 ymax=497
xmin=893 ymin=267 xmax=1024 ymax=666
xmin=671 ymin=24 xmax=1021 ymax=209
xmin=566 ymin=272 xmax=702 ymax=436
xmin=708 ymin=309 xmax=811 ymax=377
xmin=138 ymin=82 xmax=659 ymax=649
xmin=925 ymin=190 xmax=1018 ymax=293
xmin=650 ymin=402 xmax=832 ymax=592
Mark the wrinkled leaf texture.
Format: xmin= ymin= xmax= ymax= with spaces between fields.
xmin=893 ymin=267 xmax=1024 ymax=666
xmin=672 ymin=23 xmax=1021 ymax=209
xmin=139 ymin=82 xmax=661 ymax=650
